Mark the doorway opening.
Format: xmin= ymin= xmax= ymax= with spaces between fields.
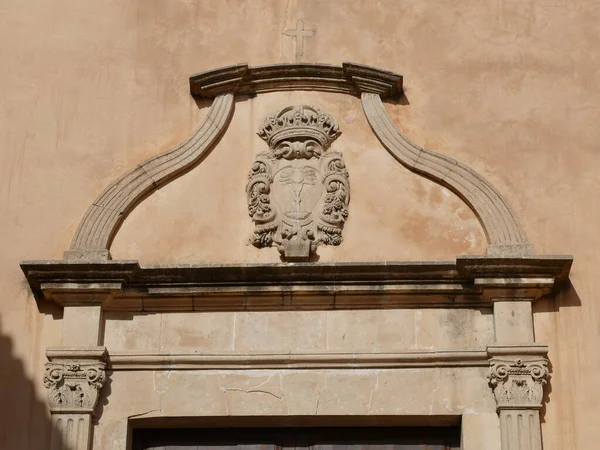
xmin=132 ymin=426 xmax=461 ymax=450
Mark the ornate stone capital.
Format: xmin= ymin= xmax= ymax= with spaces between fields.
xmin=248 ymin=105 xmax=350 ymax=261
xmin=488 ymin=356 xmax=549 ymax=410
xmin=44 ymin=347 xmax=107 ymax=414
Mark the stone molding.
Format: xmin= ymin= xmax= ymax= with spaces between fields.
xmin=189 ymin=62 xmax=404 ymax=99
xmin=248 ymin=104 xmax=350 ymax=261
xmin=44 ymin=347 xmax=107 ymax=414
xmin=487 ymin=345 xmax=549 ymax=410
xmin=65 ymin=93 xmax=235 ymax=262
xmin=21 ymin=256 xmax=572 ymax=311
xmin=108 ymin=349 xmax=489 ymax=371
xmin=361 ymin=92 xmax=533 ymax=257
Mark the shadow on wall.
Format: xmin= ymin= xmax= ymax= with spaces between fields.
xmin=533 ymin=279 xmax=582 ymax=425
xmin=0 ymin=316 xmax=69 ymax=450
xmin=534 ymin=279 xmax=582 ymax=313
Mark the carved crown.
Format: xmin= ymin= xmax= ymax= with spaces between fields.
xmin=257 ymin=105 xmax=341 ymax=149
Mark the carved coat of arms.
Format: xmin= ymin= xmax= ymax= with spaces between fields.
xmin=247 ymin=105 xmax=350 ymax=261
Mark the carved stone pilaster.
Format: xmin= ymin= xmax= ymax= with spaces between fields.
xmin=488 ymin=357 xmax=549 ymax=410
xmin=487 ymin=347 xmax=549 ymax=450
xmin=44 ymin=347 xmax=107 ymax=414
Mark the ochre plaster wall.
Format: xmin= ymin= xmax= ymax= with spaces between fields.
xmin=1 ymin=0 xmax=599 ymax=449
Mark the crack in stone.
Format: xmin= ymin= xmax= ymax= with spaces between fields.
xmin=367 ymin=374 xmax=380 ymax=414
xmin=128 ymin=409 xmax=161 ymax=419
xmin=221 ymin=387 xmax=283 ymax=400
xmin=429 ymin=368 xmax=442 ymax=415
xmin=221 ymin=374 xmax=284 ymax=401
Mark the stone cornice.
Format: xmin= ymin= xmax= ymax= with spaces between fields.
xmin=21 ymin=256 xmax=572 ymax=311
xmin=189 ymin=63 xmax=404 ymax=99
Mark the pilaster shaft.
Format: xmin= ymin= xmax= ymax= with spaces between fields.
xmin=50 ymin=414 xmax=92 ymax=450
xmin=499 ymin=410 xmax=542 ymax=450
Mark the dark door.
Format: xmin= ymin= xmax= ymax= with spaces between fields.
xmin=133 ymin=427 xmax=461 ymax=450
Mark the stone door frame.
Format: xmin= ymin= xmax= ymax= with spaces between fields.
xmin=23 ymin=256 xmax=571 ymax=450
xmin=21 ymin=63 xmax=573 ymax=450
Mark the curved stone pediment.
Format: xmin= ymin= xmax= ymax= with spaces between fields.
xmin=64 ymin=62 xmax=532 ymax=262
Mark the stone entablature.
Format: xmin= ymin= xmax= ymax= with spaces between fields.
xmin=21 ymin=256 xmax=572 ymax=312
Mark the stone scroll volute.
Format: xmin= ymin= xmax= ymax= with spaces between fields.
xmin=247 ymin=105 xmax=350 ymax=261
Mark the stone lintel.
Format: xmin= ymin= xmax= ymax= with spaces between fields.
xmin=189 ymin=62 xmax=404 ymax=99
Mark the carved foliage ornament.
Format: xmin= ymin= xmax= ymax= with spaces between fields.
xmin=488 ymin=357 xmax=549 ymax=409
xmin=247 ymin=105 xmax=350 ymax=261
xmin=44 ymin=361 xmax=106 ymax=413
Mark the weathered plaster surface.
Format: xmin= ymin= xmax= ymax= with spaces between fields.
xmin=1 ymin=0 xmax=598 ymax=449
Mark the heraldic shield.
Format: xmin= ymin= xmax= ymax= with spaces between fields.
xmin=246 ymin=105 xmax=350 ymax=261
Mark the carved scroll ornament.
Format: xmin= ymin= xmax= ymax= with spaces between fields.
xmin=488 ymin=357 xmax=549 ymax=409
xmin=44 ymin=361 xmax=106 ymax=413
xmin=247 ymin=105 xmax=350 ymax=261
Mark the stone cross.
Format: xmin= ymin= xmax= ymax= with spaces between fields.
xmin=284 ymin=19 xmax=314 ymax=61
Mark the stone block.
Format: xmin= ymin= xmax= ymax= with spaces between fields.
xmin=233 ymin=311 xmax=327 ymax=352
xmin=326 ymin=310 xmax=416 ymax=352
xmin=159 ymin=312 xmax=234 ymax=352
xmin=494 ymin=301 xmax=534 ymax=344
xmin=415 ymin=308 xmax=494 ymax=350
xmin=103 ymin=313 xmax=161 ymax=352
xmin=61 ymin=306 xmax=102 ymax=347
